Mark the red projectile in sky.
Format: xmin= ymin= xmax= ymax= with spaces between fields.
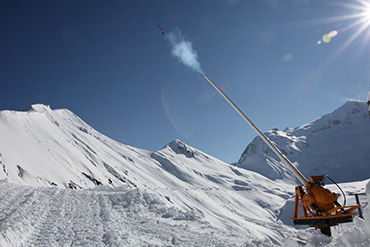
xmin=156 ymin=22 xmax=164 ymax=35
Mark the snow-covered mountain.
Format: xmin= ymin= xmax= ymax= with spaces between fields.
xmin=236 ymin=100 xmax=370 ymax=183
xmin=1 ymin=103 xmax=369 ymax=246
xmin=0 ymin=104 xmax=297 ymax=245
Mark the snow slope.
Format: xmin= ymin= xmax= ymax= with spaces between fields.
xmin=0 ymin=103 xmax=369 ymax=246
xmin=0 ymin=104 xmax=297 ymax=245
xmin=236 ymin=100 xmax=370 ymax=183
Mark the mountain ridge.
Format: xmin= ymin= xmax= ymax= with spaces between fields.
xmin=236 ymin=100 xmax=370 ymax=183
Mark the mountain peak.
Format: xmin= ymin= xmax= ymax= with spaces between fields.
xmin=329 ymin=100 xmax=365 ymax=118
xmin=22 ymin=104 xmax=52 ymax=113
xmin=291 ymin=100 xmax=368 ymax=136
xmin=236 ymin=100 xmax=370 ymax=183
xmin=165 ymin=139 xmax=197 ymax=158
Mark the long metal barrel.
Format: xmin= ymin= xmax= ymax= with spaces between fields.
xmin=204 ymin=74 xmax=308 ymax=185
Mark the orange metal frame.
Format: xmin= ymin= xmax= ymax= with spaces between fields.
xmin=292 ymin=184 xmax=361 ymax=228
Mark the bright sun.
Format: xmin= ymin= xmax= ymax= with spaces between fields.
xmin=345 ymin=0 xmax=370 ymax=31
xmin=319 ymin=0 xmax=370 ymax=57
xmin=305 ymin=0 xmax=370 ymax=72
xmin=359 ymin=1 xmax=370 ymax=24
xmin=365 ymin=4 xmax=370 ymax=23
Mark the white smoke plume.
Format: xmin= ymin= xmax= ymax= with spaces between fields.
xmin=166 ymin=29 xmax=204 ymax=74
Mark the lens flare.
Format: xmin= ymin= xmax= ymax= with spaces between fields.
xmin=328 ymin=30 xmax=338 ymax=38
xmin=317 ymin=30 xmax=338 ymax=44
xmin=339 ymin=0 xmax=370 ymax=44
xmin=313 ymin=1 xmax=370 ymax=59
xmin=322 ymin=34 xmax=331 ymax=43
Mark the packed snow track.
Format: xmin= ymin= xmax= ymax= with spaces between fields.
xmin=0 ymin=181 xmax=253 ymax=246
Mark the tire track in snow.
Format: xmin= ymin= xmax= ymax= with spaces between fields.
xmin=97 ymin=192 xmax=124 ymax=247
xmin=0 ymin=182 xmax=258 ymax=246
xmin=0 ymin=184 xmax=34 ymax=230
xmin=22 ymin=189 xmax=67 ymax=247
xmin=23 ymin=189 xmax=107 ymax=247
xmin=0 ymin=185 xmax=55 ymax=247
xmin=67 ymin=190 xmax=104 ymax=246
xmin=0 ymin=184 xmax=109 ymax=247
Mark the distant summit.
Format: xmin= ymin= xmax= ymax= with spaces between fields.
xmin=235 ymin=100 xmax=370 ymax=183
xmin=21 ymin=104 xmax=52 ymax=113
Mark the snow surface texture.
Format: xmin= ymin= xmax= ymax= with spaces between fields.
xmin=0 ymin=104 xmax=296 ymax=245
xmin=0 ymin=103 xmax=369 ymax=246
xmin=0 ymin=182 xmax=249 ymax=246
xmin=237 ymin=100 xmax=370 ymax=183
xmin=0 ymin=180 xmax=368 ymax=246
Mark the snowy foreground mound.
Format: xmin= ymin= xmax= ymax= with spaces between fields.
xmin=0 ymin=180 xmax=369 ymax=246
xmin=237 ymin=100 xmax=370 ymax=183
xmin=0 ymin=103 xmax=369 ymax=246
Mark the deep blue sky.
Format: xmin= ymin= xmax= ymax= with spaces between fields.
xmin=1 ymin=0 xmax=370 ymax=163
